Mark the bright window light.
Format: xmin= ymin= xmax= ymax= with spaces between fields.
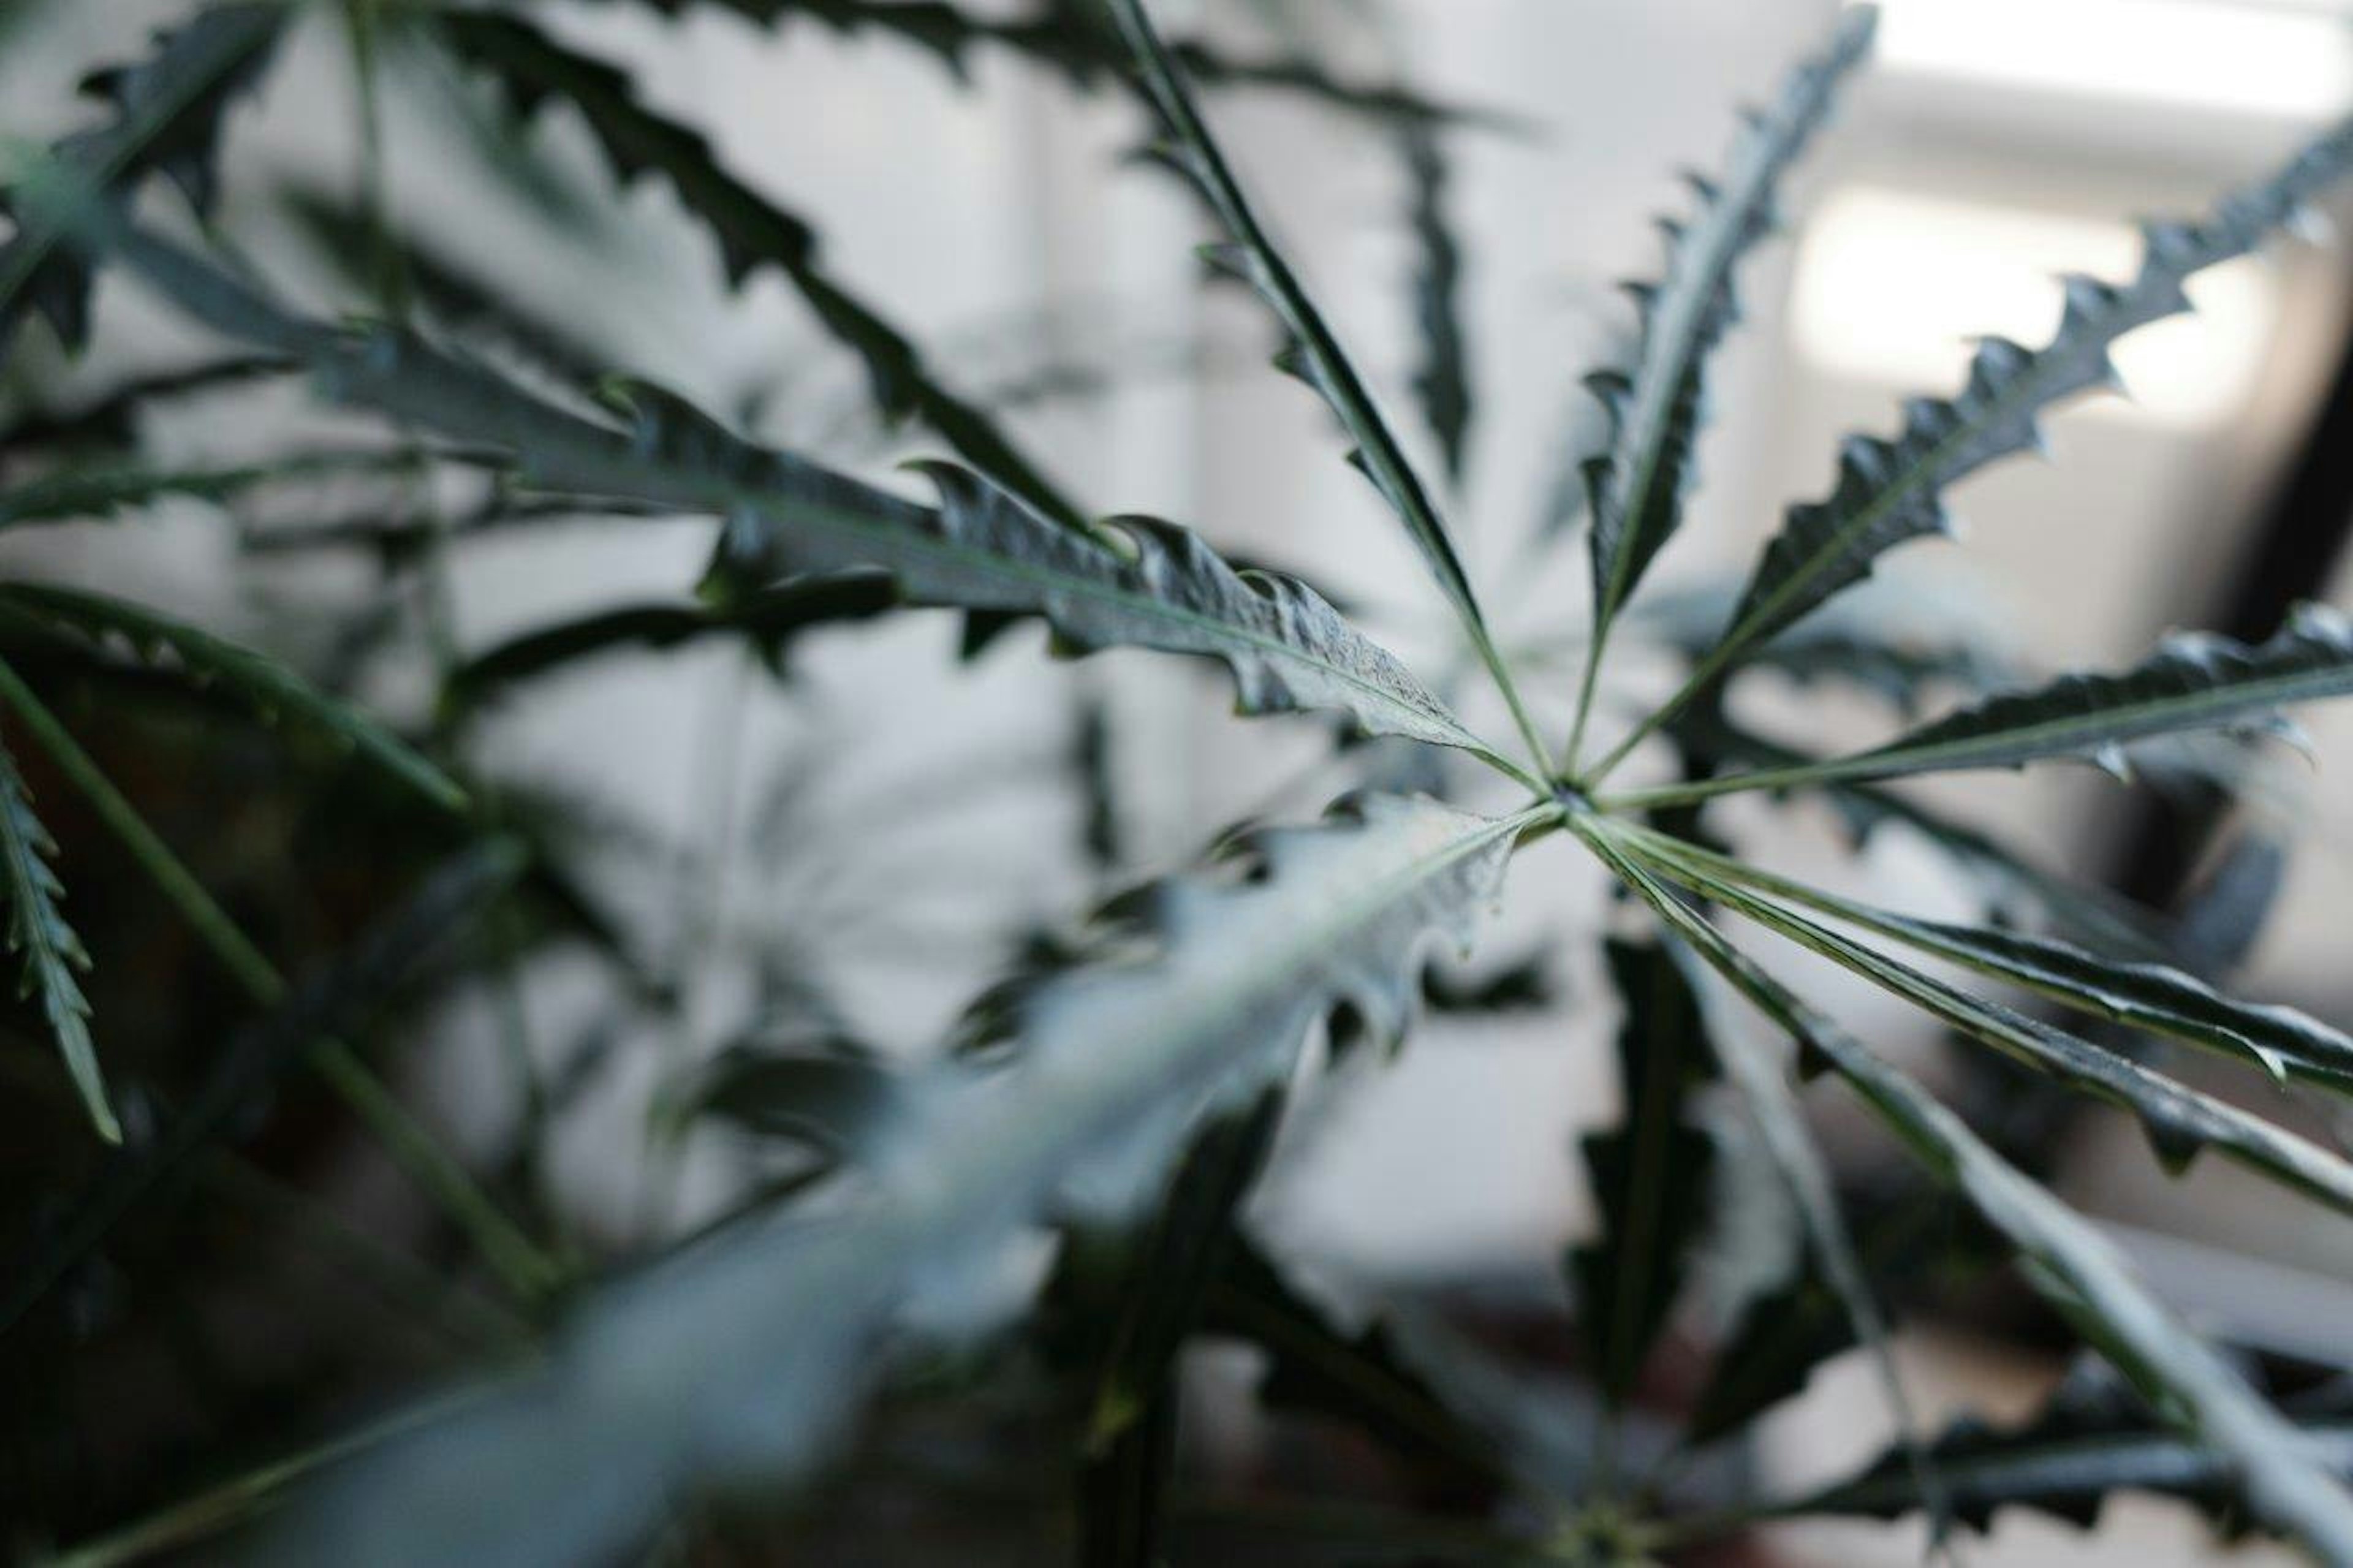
xmin=1860 ymin=0 xmax=2353 ymax=120
xmin=1789 ymin=185 xmax=2279 ymax=427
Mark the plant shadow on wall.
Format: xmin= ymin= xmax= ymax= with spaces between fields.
xmin=7 ymin=0 xmax=2353 ymax=1562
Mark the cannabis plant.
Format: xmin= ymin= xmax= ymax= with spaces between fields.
xmin=10 ymin=0 xmax=2353 ymax=1562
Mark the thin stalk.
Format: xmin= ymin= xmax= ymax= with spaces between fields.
xmin=1593 ymin=753 xmax=1832 ymax=813
xmin=1583 ymin=648 xmax=1729 ymax=787
xmin=0 ymin=657 xmax=559 ymax=1303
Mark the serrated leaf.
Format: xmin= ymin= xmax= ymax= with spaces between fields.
xmin=0 ymin=727 xmax=111 ymax=1142
xmin=1664 ymin=706 xmax=2174 ymax=960
xmin=0 ymin=447 xmax=420 ymax=531
xmin=426 ymin=10 xmax=1086 ymax=534
xmin=1656 ymin=931 xmax=1941 ymax=1527
xmin=1583 ymin=835 xmax=2353 ymax=1559
xmin=1595 ymin=113 xmax=2353 ymax=777
xmin=1401 ymin=124 xmax=1471 ymax=487
xmin=1072 ymin=1089 xmax=1285 ymax=1566
xmin=1683 ymin=1189 xmax=1962 ymax=1448
xmin=1108 ymin=0 xmax=1545 ymax=771
xmin=1786 ymin=1357 xmax=2353 ymax=1538
xmin=1570 ymin=936 xmax=1719 ymax=1405
xmin=0 ymin=2 xmax=286 ymax=352
xmin=1613 ymin=827 xmax=2353 ymax=1221
xmin=1650 ymin=832 xmax=2353 ymax=1091
xmin=0 ymin=354 xmax=292 ymax=463
xmin=1571 ymin=7 xmax=1875 ymax=746
xmin=0 ymin=839 xmax=526 ymax=1334
xmin=63 ymin=207 xmax=1525 ymax=780
xmin=580 ymin=0 xmax=1502 ymax=129
xmin=1787 ymin=603 xmax=2353 ymax=790
xmin=1609 ymin=605 xmax=2353 ymax=817
xmin=1205 ymin=1234 xmax=1523 ymax=1492
xmin=0 ymin=582 xmax=466 ymax=812
xmin=1629 ymin=578 xmax=2015 ymax=717
xmin=443 ymin=574 xmax=897 ymax=714
xmin=276 ymin=182 xmax=613 ymax=391
xmin=276 ymin=794 xmax=1533 ymax=1561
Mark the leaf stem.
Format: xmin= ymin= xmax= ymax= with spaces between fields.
xmin=0 ymin=657 xmax=560 ymax=1303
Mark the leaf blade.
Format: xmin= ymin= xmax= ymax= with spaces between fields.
xmin=0 ymin=721 xmax=111 ymax=1141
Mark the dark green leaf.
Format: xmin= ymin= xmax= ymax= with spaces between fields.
xmin=0 ymin=725 xmax=110 ymax=1141
xmin=0 ymin=354 xmax=292 ymax=463
xmin=0 ymin=582 xmax=466 ymax=812
xmin=1569 ymin=936 xmax=1718 ymax=1404
xmin=1593 ymin=113 xmax=2353 ymax=776
xmin=0 ymin=840 xmax=526 ymax=1334
xmin=1109 ymin=0 xmax=1547 ymax=771
xmin=275 ymin=794 xmax=1534 ymax=1561
xmin=1648 ymin=833 xmax=2353 ymax=1090
xmin=0 ymin=2 xmax=286 ymax=351
xmin=427 ymin=10 xmax=1087 ymax=532
xmin=1583 ymin=831 xmax=2353 ymax=1559
xmin=1207 ymin=1235 xmax=1518 ymax=1492
xmin=1762 ymin=603 xmax=2353 ymax=791
xmin=1786 ymin=1357 xmax=2353 ymax=1538
xmin=56 ymin=218 xmax=1519 ymax=778
xmin=0 ymin=447 xmax=420 ymax=531
xmin=1571 ymin=7 xmax=1876 ymax=747
xmin=443 ymin=574 xmax=896 ymax=713
xmin=1613 ymin=826 xmax=2353 ymax=1222
xmin=1402 ymin=125 xmax=1471 ymax=487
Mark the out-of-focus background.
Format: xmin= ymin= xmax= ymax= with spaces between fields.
xmin=7 ymin=0 xmax=2353 ymax=1561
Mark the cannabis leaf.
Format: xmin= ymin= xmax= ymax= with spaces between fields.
xmin=1109 ymin=0 xmax=1550 ymax=773
xmin=1591 ymin=113 xmax=2353 ymax=780
xmin=0 ymin=725 xmax=110 ymax=1140
xmin=1610 ymin=603 xmax=2353 ymax=808
xmin=281 ymin=793 xmax=1534 ymax=1562
xmin=1567 ymin=6 xmax=1876 ymax=763
xmin=0 ymin=582 xmax=466 ymax=812
xmin=0 ymin=2 xmax=287 ymax=351
xmin=426 ymin=10 xmax=1086 ymax=532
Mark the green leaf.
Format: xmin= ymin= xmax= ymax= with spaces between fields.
xmin=1401 ymin=124 xmax=1471 ymax=487
xmin=0 ymin=582 xmax=466 ymax=812
xmin=1205 ymin=1235 xmax=1533 ymax=1495
xmin=1682 ymin=1189 xmax=1963 ymax=1449
xmin=426 ymin=10 xmax=1087 ymax=534
xmin=275 ymin=794 xmax=1534 ymax=1561
xmin=579 ymin=0 xmax=1506 ymax=130
xmin=1107 ymin=0 xmax=1549 ymax=774
xmin=1657 ymin=933 xmax=1942 ymax=1528
xmin=655 ymin=1037 xmax=898 ymax=1155
xmin=0 ymin=354 xmax=292 ymax=461
xmin=1071 ymin=1089 xmax=1286 ymax=1566
xmin=0 ymin=839 xmax=527 ymax=1334
xmin=1818 ymin=604 xmax=2353 ymax=785
xmin=1629 ymin=578 xmax=2015 ymax=717
xmin=0 ymin=446 xmax=422 ymax=531
xmin=276 ymin=181 xmax=614 ymax=390
xmin=1613 ymin=827 xmax=2353 ymax=1219
xmin=0 ymin=729 xmax=111 ymax=1142
xmin=1637 ymin=829 xmax=2353 ymax=1091
xmin=443 ymin=574 xmax=898 ymax=714
xmin=1570 ymin=936 xmax=1719 ymax=1405
xmin=1784 ymin=1357 xmax=2353 ymax=1538
xmin=1663 ymin=706 xmax=2174 ymax=960
xmin=0 ymin=2 xmax=286 ymax=351
xmin=56 ymin=214 xmax=1524 ymax=778
xmin=1593 ymin=113 xmax=2353 ymax=779
xmin=1581 ymin=832 xmax=2353 ymax=1559
xmin=1569 ymin=7 xmax=1875 ymax=757
xmin=1617 ymin=604 xmax=2353 ymax=809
